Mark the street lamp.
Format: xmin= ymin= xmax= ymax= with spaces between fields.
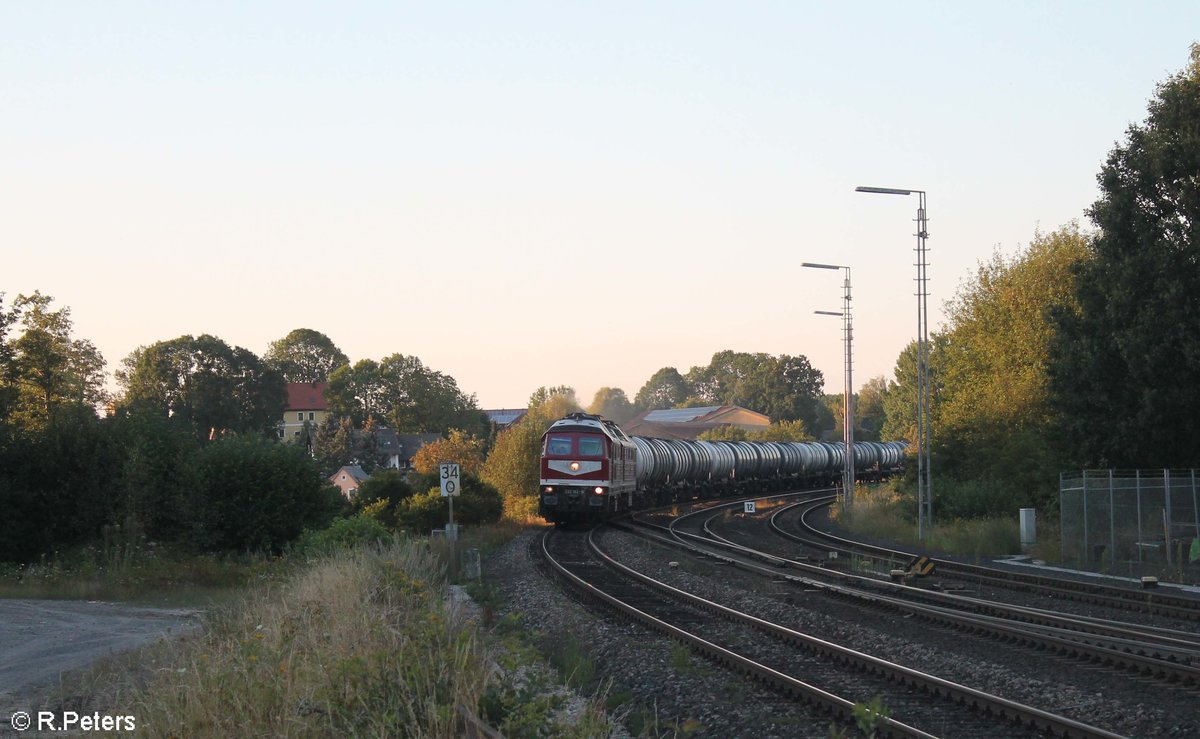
xmin=801 ymin=262 xmax=854 ymax=509
xmin=855 ymin=185 xmax=932 ymax=541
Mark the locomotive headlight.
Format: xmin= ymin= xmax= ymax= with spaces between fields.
xmin=544 ymin=486 xmax=554 ymax=493
xmin=594 ymin=487 xmax=605 ymax=495
xmin=569 ymin=462 xmax=580 ymax=471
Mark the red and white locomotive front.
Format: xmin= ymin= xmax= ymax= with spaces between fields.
xmin=538 ymin=413 xmax=636 ymax=523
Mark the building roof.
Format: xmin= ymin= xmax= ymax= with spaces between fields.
xmin=624 ymin=405 xmax=771 ymax=440
xmin=286 ymin=382 xmax=329 ymax=411
xmin=484 ymin=408 xmax=527 ymax=426
xmin=642 ymin=406 xmax=725 ymax=423
xmin=330 ymin=465 xmax=369 ymax=484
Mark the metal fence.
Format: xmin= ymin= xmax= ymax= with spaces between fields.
xmin=1060 ymin=470 xmax=1200 ymax=572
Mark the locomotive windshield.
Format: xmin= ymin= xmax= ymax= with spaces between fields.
xmin=546 ymin=436 xmax=572 ymax=456
xmin=578 ymin=437 xmax=604 ymax=457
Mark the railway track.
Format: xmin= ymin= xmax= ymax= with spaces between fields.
xmin=541 ymin=525 xmax=1122 ymax=738
xmin=777 ymin=497 xmax=1200 ymax=622
xmin=650 ymin=496 xmax=1200 ymax=689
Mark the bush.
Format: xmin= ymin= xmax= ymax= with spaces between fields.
xmin=396 ymin=474 xmax=503 ymax=534
xmin=193 ymin=436 xmax=343 ymax=552
xmin=291 ymin=514 xmax=393 ymax=558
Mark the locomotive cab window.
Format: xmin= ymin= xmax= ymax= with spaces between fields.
xmin=546 ymin=436 xmax=572 ymax=456
xmin=578 ymin=437 xmax=604 ymax=457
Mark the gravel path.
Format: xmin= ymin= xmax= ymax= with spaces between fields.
xmin=0 ymin=599 xmax=199 ymax=733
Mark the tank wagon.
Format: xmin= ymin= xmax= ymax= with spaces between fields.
xmin=538 ymin=412 xmax=906 ymax=524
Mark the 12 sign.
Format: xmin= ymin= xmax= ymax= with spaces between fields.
xmin=440 ymin=463 xmax=461 ymax=497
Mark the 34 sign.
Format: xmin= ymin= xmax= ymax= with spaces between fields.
xmin=439 ymin=463 xmax=460 ymax=497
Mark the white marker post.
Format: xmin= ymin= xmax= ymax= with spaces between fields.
xmin=440 ymin=462 xmax=461 ymax=577
xmin=440 ymin=462 xmax=461 ymax=540
xmin=744 ymin=500 xmax=756 ymax=514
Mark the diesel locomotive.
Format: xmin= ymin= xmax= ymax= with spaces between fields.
xmin=538 ymin=412 xmax=907 ymax=524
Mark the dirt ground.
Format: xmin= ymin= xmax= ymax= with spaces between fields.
xmin=0 ymin=599 xmax=199 ymax=733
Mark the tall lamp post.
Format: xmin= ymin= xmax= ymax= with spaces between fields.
xmin=801 ymin=262 xmax=854 ymax=509
xmin=855 ymin=186 xmax=931 ymax=541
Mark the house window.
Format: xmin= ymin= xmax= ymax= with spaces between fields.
xmin=309 ymin=412 xmax=315 ymax=421
xmin=297 ymin=412 xmax=303 ymax=421
xmin=294 ymin=431 xmax=300 ymax=437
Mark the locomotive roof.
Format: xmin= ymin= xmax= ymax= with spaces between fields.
xmin=546 ymin=413 xmax=631 ymax=441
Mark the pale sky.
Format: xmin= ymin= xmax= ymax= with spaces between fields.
xmin=3 ymin=2 xmax=1197 ymax=409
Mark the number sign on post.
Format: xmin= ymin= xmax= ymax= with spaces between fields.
xmin=440 ymin=463 xmax=461 ymax=497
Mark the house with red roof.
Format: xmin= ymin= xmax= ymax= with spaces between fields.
xmin=281 ymin=382 xmax=329 ymax=443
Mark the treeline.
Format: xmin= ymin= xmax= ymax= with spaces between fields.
xmin=886 ymin=45 xmax=1200 ymax=516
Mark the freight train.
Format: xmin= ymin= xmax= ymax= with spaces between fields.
xmin=538 ymin=412 xmax=907 ymax=524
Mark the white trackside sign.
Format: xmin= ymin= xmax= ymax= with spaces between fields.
xmin=440 ymin=463 xmax=460 ymax=497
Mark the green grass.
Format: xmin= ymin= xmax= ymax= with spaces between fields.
xmin=835 ymin=484 xmax=1022 ymax=558
xmin=0 ymin=547 xmax=291 ymax=605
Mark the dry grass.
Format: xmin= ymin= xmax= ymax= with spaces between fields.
xmin=106 ymin=539 xmax=490 ymax=737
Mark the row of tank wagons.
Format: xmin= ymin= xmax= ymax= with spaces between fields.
xmin=630 ymin=437 xmax=908 ymax=488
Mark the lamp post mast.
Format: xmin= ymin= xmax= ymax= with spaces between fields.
xmin=855 ymin=186 xmax=932 ymax=541
xmin=803 ymin=262 xmax=854 ymax=509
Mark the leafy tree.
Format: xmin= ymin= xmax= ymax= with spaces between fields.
xmin=524 ymin=386 xmax=581 ymax=425
xmin=881 ymin=341 xmax=920 ymax=445
xmin=480 ymin=386 xmax=581 ymax=521
xmin=855 ymin=376 xmax=888 ymax=442
xmin=939 ymin=226 xmax=1087 ymax=503
xmin=0 ymin=293 xmax=19 ymax=425
xmin=587 ymin=386 xmax=635 ymax=423
xmin=264 ymin=328 xmax=349 ymax=383
xmin=312 ymin=415 xmax=357 ymax=473
xmin=0 ymin=407 xmax=123 ymax=562
xmin=1049 ymin=45 xmax=1200 ymax=467
xmin=8 ymin=292 xmax=107 ymax=428
xmin=754 ymin=419 xmax=813 ymax=442
xmin=411 ymin=429 xmax=487 ymax=476
xmin=326 ymin=355 xmax=486 ymax=436
xmin=684 ymin=350 xmax=824 ymax=429
xmin=634 ymin=367 xmax=690 ymax=410
xmin=696 ymin=426 xmax=749 ymax=442
xmin=326 ymin=359 xmax=384 ymax=426
xmin=117 ymin=334 xmax=286 ymax=441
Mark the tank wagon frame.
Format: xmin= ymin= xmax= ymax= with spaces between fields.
xmin=538 ymin=412 xmax=906 ymax=524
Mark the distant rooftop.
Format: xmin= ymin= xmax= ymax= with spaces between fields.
xmin=485 ymin=408 xmax=527 ymax=426
xmin=286 ymin=382 xmax=328 ymax=411
xmin=642 ymin=406 xmax=724 ymax=423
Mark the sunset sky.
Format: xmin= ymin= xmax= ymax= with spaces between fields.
xmin=4 ymin=2 xmax=1198 ymax=408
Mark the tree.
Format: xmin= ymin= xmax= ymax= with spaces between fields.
xmin=1049 ymin=45 xmax=1200 ymax=467
xmin=411 ymin=429 xmax=487 ymax=476
xmin=480 ymin=386 xmax=581 ymax=521
xmin=326 ymin=360 xmax=384 ymax=426
xmin=8 ymin=292 xmax=107 ymax=428
xmin=634 ymin=367 xmax=690 ymax=410
xmin=587 ymin=386 xmax=635 ymax=424
xmin=117 ymin=334 xmax=286 ymax=440
xmin=0 ymin=294 xmax=19 ymax=425
xmin=939 ymin=226 xmax=1087 ymax=504
xmin=684 ymin=350 xmax=824 ymax=429
xmin=855 ymin=376 xmax=888 ymax=442
xmin=326 ymin=354 xmax=487 ymax=436
xmin=881 ymin=341 xmax=920 ymax=445
xmin=525 ymin=385 xmax=581 ymax=426
xmin=264 ymin=328 xmax=349 ymax=383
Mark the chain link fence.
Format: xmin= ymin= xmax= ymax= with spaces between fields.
xmin=1060 ymin=470 xmax=1200 ymax=574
